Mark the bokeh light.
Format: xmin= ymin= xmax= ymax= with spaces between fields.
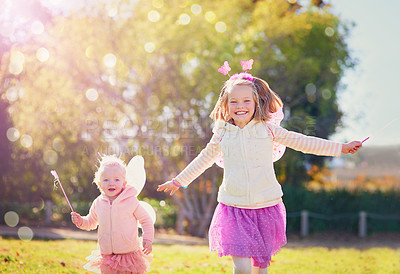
xmin=7 ymin=127 xmax=20 ymax=142
xmin=43 ymin=150 xmax=58 ymax=165
xmin=36 ymin=47 xmax=50 ymax=62
xmin=179 ymin=13 xmax=190 ymax=25
xmin=108 ymin=6 xmax=118 ymax=17
xmin=330 ymin=66 xmax=339 ymax=74
xmin=6 ymin=87 xmax=19 ymax=102
xmin=18 ymin=226 xmax=34 ymax=241
xmin=159 ymin=200 xmax=166 ymax=207
xmin=322 ymin=88 xmax=332 ymax=100
xmin=108 ymin=75 xmax=116 ymax=86
xmin=144 ymin=42 xmax=155 ymax=53
xmin=325 ymin=27 xmax=335 ymax=37
xmin=9 ymin=51 xmax=25 ymax=75
xmin=305 ymin=83 xmax=316 ymax=103
xmin=20 ymin=134 xmax=33 ymax=148
xmin=52 ymin=137 xmax=65 ymax=152
xmin=191 ymin=4 xmax=202 ymax=15
xmin=85 ymin=46 xmax=94 ymax=58
xmin=205 ymin=11 xmax=216 ymax=23
xmin=31 ymin=20 xmax=44 ymax=35
xmin=4 ymin=211 xmax=19 ymax=227
xmin=305 ymin=83 xmax=316 ymax=95
xmin=103 ymin=53 xmax=117 ymax=68
xmin=8 ymin=62 xmax=23 ymax=75
xmin=86 ymin=88 xmax=99 ymax=101
xmin=11 ymin=51 xmax=25 ymax=64
xmin=215 ymin=21 xmax=227 ymax=33
xmin=148 ymin=10 xmax=160 ymax=22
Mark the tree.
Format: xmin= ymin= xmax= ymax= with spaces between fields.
xmin=1 ymin=0 xmax=355 ymax=235
xmin=240 ymin=0 xmax=355 ymax=184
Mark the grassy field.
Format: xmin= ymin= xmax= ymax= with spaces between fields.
xmin=1 ymin=236 xmax=399 ymax=273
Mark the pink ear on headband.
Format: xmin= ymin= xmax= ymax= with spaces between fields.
xmin=218 ymin=61 xmax=231 ymax=76
xmin=241 ymin=59 xmax=253 ymax=71
xmin=218 ymin=59 xmax=254 ymax=81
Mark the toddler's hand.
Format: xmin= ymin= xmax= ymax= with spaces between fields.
xmin=71 ymin=212 xmax=82 ymax=227
xmin=157 ymin=181 xmax=180 ymax=196
xmin=142 ymin=239 xmax=152 ymax=255
xmin=341 ymin=141 xmax=362 ymax=154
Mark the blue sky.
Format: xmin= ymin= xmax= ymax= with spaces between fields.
xmin=330 ymin=0 xmax=400 ymax=146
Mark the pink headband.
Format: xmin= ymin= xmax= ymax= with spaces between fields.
xmin=218 ymin=59 xmax=254 ymax=81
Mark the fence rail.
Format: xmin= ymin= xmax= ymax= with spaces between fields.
xmin=290 ymin=210 xmax=400 ymax=237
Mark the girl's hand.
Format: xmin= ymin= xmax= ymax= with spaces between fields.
xmin=341 ymin=141 xmax=362 ymax=154
xmin=142 ymin=239 xmax=152 ymax=255
xmin=71 ymin=212 xmax=82 ymax=227
xmin=157 ymin=181 xmax=180 ymax=196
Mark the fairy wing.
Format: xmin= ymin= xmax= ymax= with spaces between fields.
xmin=214 ymin=107 xmax=286 ymax=168
xmin=126 ymin=155 xmax=146 ymax=196
xmin=268 ymin=107 xmax=286 ymax=162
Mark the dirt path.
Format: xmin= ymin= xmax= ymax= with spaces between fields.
xmin=1 ymin=225 xmax=399 ymax=249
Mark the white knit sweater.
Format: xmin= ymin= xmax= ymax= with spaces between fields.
xmin=175 ymin=120 xmax=342 ymax=208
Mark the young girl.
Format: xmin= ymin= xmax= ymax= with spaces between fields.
xmin=71 ymin=155 xmax=154 ymax=274
xmin=157 ymin=60 xmax=362 ymax=274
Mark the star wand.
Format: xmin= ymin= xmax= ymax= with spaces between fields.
xmin=51 ymin=170 xmax=74 ymax=212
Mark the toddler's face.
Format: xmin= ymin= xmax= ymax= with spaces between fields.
xmin=227 ymin=85 xmax=255 ymax=128
xmin=100 ymin=165 xmax=127 ymax=199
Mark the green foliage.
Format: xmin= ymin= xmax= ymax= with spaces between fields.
xmin=283 ymin=185 xmax=400 ymax=234
xmin=0 ymin=0 xmax=358 ymax=234
xmin=141 ymin=197 xmax=177 ymax=229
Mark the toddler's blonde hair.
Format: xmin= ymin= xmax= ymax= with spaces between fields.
xmin=93 ymin=155 xmax=127 ymax=189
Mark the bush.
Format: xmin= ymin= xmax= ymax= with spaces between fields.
xmin=283 ymin=185 xmax=400 ymax=234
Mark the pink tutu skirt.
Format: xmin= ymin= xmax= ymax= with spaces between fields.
xmin=209 ymin=202 xmax=287 ymax=268
xmin=83 ymin=248 xmax=152 ymax=274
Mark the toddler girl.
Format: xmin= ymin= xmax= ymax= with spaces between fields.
xmin=71 ymin=155 xmax=154 ymax=274
xmin=157 ymin=60 xmax=361 ymax=273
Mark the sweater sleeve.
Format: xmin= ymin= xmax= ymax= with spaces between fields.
xmin=134 ymin=203 xmax=155 ymax=242
xmin=174 ymin=132 xmax=222 ymax=187
xmin=79 ymin=199 xmax=99 ymax=231
xmin=267 ymin=123 xmax=343 ymax=157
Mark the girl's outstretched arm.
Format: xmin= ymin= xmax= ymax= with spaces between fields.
xmin=157 ymin=180 xmax=181 ymax=196
xmin=341 ymin=141 xmax=363 ymax=154
xmin=158 ymin=131 xmax=223 ymax=194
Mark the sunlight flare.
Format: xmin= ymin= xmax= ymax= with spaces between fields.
xmin=36 ymin=47 xmax=50 ymax=62
xmin=103 ymin=53 xmax=117 ymax=68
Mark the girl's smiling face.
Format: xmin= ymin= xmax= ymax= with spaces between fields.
xmin=228 ymin=85 xmax=256 ymax=128
xmin=99 ymin=165 xmax=127 ymax=199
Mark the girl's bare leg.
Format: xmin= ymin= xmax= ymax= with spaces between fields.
xmin=232 ymin=256 xmax=252 ymax=274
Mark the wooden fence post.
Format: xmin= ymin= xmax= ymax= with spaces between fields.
xmin=359 ymin=211 xmax=367 ymax=238
xmin=301 ymin=210 xmax=309 ymax=237
xmin=45 ymin=200 xmax=52 ymax=226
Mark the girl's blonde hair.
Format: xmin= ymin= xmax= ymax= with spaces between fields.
xmin=210 ymin=77 xmax=283 ymax=123
xmin=93 ymin=155 xmax=127 ymax=189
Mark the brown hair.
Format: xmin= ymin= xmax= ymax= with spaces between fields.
xmin=210 ymin=76 xmax=283 ymax=123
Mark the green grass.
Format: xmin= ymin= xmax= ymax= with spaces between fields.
xmin=1 ymin=236 xmax=399 ymax=273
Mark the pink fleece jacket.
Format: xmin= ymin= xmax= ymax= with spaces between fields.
xmin=77 ymin=185 xmax=154 ymax=255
